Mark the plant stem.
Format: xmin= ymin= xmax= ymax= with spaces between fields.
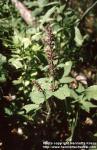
xmin=69 ymin=111 xmax=79 ymax=142
xmin=44 ymin=91 xmax=51 ymax=121
xmin=78 ymin=1 xmax=97 ymax=26
xmin=81 ymin=1 xmax=97 ymax=20
xmin=46 ymin=100 xmax=51 ymax=121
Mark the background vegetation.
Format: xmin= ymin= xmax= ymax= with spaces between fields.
xmin=0 ymin=0 xmax=97 ymax=149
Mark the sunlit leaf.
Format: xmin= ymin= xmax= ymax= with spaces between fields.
xmin=85 ymin=85 xmax=97 ymax=100
xmin=74 ymin=26 xmax=84 ymax=47
xmin=41 ymin=6 xmax=56 ymax=24
xmin=63 ymin=61 xmax=72 ymax=76
xmin=45 ymin=90 xmax=53 ymax=99
xmin=22 ymin=38 xmax=31 ymax=49
xmin=80 ymin=101 xmax=96 ymax=112
xmin=9 ymin=58 xmax=23 ymax=69
xmin=76 ymin=83 xmax=85 ymax=93
xmin=4 ymin=108 xmax=13 ymax=115
xmin=22 ymin=104 xmax=39 ymax=113
xmin=0 ymin=54 xmax=6 ymax=64
xmin=30 ymin=91 xmax=45 ymax=104
xmin=37 ymin=78 xmax=51 ymax=90
xmin=60 ymin=77 xmax=74 ymax=83
xmin=54 ymin=84 xmax=70 ymax=100
xmin=0 ymin=74 xmax=6 ymax=82
xmin=38 ymin=0 xmax=48 ymax=7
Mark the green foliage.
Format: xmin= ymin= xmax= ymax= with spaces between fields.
xmin=22 ymin=104 xmax=39 ymax=113
xmin=0 ymin=54 xmax=7 ymax=82
xmin=54 ymin=84 xmax=71 ymax=99
xmin=0 ymin=0 xmax=97 ymax=144
xmin=30 ymin=91 xmax=45 ymax=104
xmin=85 ymin=85 xmax=97 ymax=100
xmin=61 ymin=61 xmax=72 ymax=77
xmin=74 ymin=26 xmax=84 ymax=47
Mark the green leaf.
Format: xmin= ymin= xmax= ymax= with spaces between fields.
xmin=24 ymin=1 xmax=38 ymax=7
xmin=74 ymin=26 xmax=84 ymax=47
xmin=0 ymin=54 xmax=6 ymax=83
xmin=45 ymin=90 xmax=53 ymax=99
xmin=13 ymin=31 xmax=21 ymax=46
xmin=31 ymin=32 xmax=41 ymax=41
xmin=22 ymin=38 xmax=31 ymax=49
xmin=30 ymin=91 xmax=45 ymax=104
xmin=38 ymin=0 xmax=48 ymax=7
xmin=4 ymin=108 xmax=13 ymax=116
xmin=24 ymin=80 xmax=30 ymax=86
xmin=57 ymin=63 xmax=64 ymax=68
xmin=54 ymin=84 xmax=70 ymax=100
xmin=80 ymin=101 xmax=96 ymax=112
xmin=60 ymin=77 xmax=74 ymax=83
xmin=64 ymin=61 xmax=72 ymax=76
xmin=0 ymin=54 xmax=6 ymax=64
xmin=76 ymin=83 xmax=85 ymax=93
xmin=85 ymin=85 xmax=97 ymax=100
xmin=13 ymin=77 xmax=23 ymax=85
xmin=0 ymin=73 xmax=6 ymax=82
xmin=9 ymin=58 xmax=23 ymax=69
xmin=44 ymin=1 xmax=59 ymax=7
xmin=70 ymin=89 xmax=78 ymax=99
xmin=32 ymin=44 xmax=41 ymax=52
xmin=32 ymin=8 xmax=43 ymax=17
xmin=22 ymin=104 xmax=39 ymax=113
xmin=41 ymin=6 xmax=56 ymax=24
xmin=37 ymin=78 xmax=51 ymax=90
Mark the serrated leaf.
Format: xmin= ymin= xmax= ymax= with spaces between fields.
xmin=64 ymin=61 xmax=72 ymax=76
xmin=22 ymin=104 xmax=39 ymax=113
xmin=54 ymin=84 xmax=70 ymax=100
xmin=85 ymin=85 xmax=97 ymax=100
xmin=30 ymin=91 xmax=45 ymax=104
